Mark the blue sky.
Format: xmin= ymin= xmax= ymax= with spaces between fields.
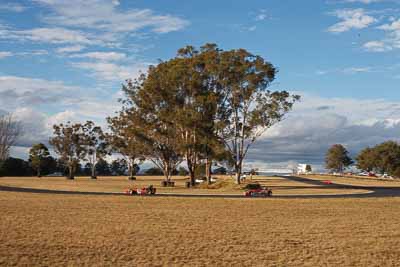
xmin=1 ymin=0 xmax=400 ymax=169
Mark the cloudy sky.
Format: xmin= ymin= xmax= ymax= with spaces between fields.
xmin=1 ymin=0 xmax=400 ymax=171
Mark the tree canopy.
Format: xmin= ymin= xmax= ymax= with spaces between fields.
xmin=115 ymin=44 xmax=299 ymax=184
xmin=29 ymin=143 xmax=51 ymax=177
xmin=325 ymin=144 xmax=353 ymax=173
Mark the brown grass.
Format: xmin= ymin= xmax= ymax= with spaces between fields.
xmin=302 ymin=174 xmax=400 ymax=187
xmin=1 ymin=191 xmax=400 ymax=266
xmin=0 ymin=176 xmax=369 ymax=196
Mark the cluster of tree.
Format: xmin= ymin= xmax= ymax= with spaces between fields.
xmin=356 ymin=141 xmax=400 ymax=177
xmin=325 ymin=142 xmax=400 ymax=178
xmin=1 ymin=44 xmax=299 ymax=184
xmin=0 ymin=155 xmax=60 ymax=177
xmin=107 ymin=44 xmax=299 ymax=185
xmin=49 ymin=121 xmax=110 ymax=179
xmin=325 ymin=144 xmax=354 ymax=173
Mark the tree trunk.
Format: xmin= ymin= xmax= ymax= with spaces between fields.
xmin=163 ymin=164 xmax=171 ymax=182
xmin=68 ymin=164 xmax=74 ymax=180
xmin=128 ymin=163 xmax=136 ymax=180
xmin=235 ymin=172 xmax=241 ymax=184
xmin=187 ymin=159 xmax=196 ymax=186
xmin=235 ymin=164 xmax=242 ymax=184
xmin=189 ymin=171 xmax=195 ymax=186
xmin=37 ymin=166 xmax=41 ymax=178
xmin=91 ymin=164 xmax=96 ymax=179
xmin=206 ymin=158 xmax=212 ymax=184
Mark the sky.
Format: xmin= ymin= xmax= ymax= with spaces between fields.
xmin=1 ymin=0 xmax=400 ymax=171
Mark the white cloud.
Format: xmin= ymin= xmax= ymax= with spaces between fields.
xmin=13 ymin=108 xmax=51 ymax=146
xmin=254 ymin=10 xmax=269 ymax=21
xmin=378 ymin=19 xmax=400 ymax=31
xmin=315 ymin=66 xmax=375 ymax=75
xmin=363 ymin=19 xmax=400 ymax=52
xmin=363 ymin=40 xmax=392 ymax=51
xmin=0 ymin=3 xmax=27 ymax=12
xmin=246 ymin=93 xmax=400 ymax=167
xmin=0 ymin=51 xmax=12 ymax=59
xmin=0 ymin=75 xmax=81 ymax=110
xmin=71 ymin=61 xmax=148 ymax=81
xmin=56 ymin=45 xmax=85 ymax=54
xmin=7 ymin=88 xmax=400 ymax=169
xmin=342 ymin=67 xmax=372 ymax=73
xmin=0 ymin=26 xmax=97 ymax=45
xmin=70 ymin=51 xmax=126 ymax=61
xmin=328 ymin=9 xmax=377 ymax=33
xmin=34 ymin=0 xmax=189 ymax=34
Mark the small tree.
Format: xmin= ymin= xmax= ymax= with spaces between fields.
xmin=370 ymin=141 xmax=400 ymax=175
xmin=49 ymin=122 xmax=87 ymax=179
xmin=0 ymin=114 xmax=22 ymax=162
xmin=325 ymin=144 xmax=353 ymax=174
xmin=82 ymin=121 xmax=109 ymax=179
xmin=305 ymin=164 xmax=312 ymax=173
xmin=107 ymin=114 xmax=145 ymax=180
xmin=206 ymin=46 xmax=300 ymax=184
xmin=29 ymin=143 xmax=50 ymax=177
xmin=145 ymin=167 xmax=164 ymax=175
xmin=0 ymin=157 xmax=32 ymax=176
xmin=110 ymin=159 xmax=128 ymax=176
xmin=95 ymin=158 xmax=111 ymax=176
xmin=356 ymin=147 xmax=377 ymax=172
xmin=178 ymin=166 xmax=189 ymax=176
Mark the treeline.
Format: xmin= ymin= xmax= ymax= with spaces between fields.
xmin=0 ymin=149 xmax=130 ymax=177
xmin=46 ymin=44 xmax=299 ymax=185
xmin=356 ymin=141 xmax=400 ymax=177
xmin=326 ymin=142 xmax=400 ymax=178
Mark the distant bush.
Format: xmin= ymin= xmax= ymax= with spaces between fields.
xmin=0 ymin=157 xmax=33 ymax=176
xmin=144 ymin=167 xmax=164 ymax=175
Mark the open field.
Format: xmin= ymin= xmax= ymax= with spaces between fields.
xmin=1 ymin=191 xmax=400 ymax=266
xmin=0 ymin=176 xmax=370 ymax=196
xmin=302 ymin=174 xmax=400 ymax=187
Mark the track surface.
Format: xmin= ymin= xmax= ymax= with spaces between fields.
xmin=1 ymin=176 xmax=400 ymax=198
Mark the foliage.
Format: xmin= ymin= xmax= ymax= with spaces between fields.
xmin=357 ymin=141 xmax=400 ymax=177
xmin=0 ymin=157 xmax=32 ymax=176
xmin=49 ymin=122 xmax=87 ymax=179
xmin=95 ymin=159 xmax=112 ymax=176
xmin=117 ymin=44 xmax=299 ymax=184
xmin=107 ymin=114 xmax=145 ymax=178
xmin=110 ymin=159 xmax=128 ymax=176
xmin=144 ymin=167 xmax=164 ymax=175
xmin=213 ymin=167 xmax=227 ymax=175
xmin=0 ymin=114 xmax=22 ymax=161
xmin=305 ymin=164 xmax=312 ymax=172
xmin=178 ymin=167 xmax=189 ymax=176
xmin=356 ymin=147 xmax=377 ymax=172
xmin=82 ymin=121 xmax=109 ymax=178
xmin=325 ymin=144 xmax=353 ymax=173
xmin=29 ymin=143 xmax=51 ymax=177
xmin=194 ymin=163 xmax=207 ymax=178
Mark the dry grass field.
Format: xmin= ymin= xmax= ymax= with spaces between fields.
xmin=0 ymin=176 xmax=370 ymax=196
xmin=1 ymin=191 xmax=400 ymax=266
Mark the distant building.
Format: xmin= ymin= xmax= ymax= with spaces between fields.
xmin=297 ymin=164 xmax=312 ymax=174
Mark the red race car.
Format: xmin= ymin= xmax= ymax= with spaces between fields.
xmin=244 ymin=186 xmax=272 ymax=197
xmin=125 ymin=185 xmax=156 ymax=196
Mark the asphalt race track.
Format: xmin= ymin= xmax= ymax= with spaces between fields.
xmin=1 ymin=176 xmax=400 ymax=199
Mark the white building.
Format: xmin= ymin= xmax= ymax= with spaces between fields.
xmin=297 ymin=164 xmax=311 ymax=174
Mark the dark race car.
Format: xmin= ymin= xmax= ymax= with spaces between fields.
xmin=244 ymin=183 xmax=272 ymax=197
